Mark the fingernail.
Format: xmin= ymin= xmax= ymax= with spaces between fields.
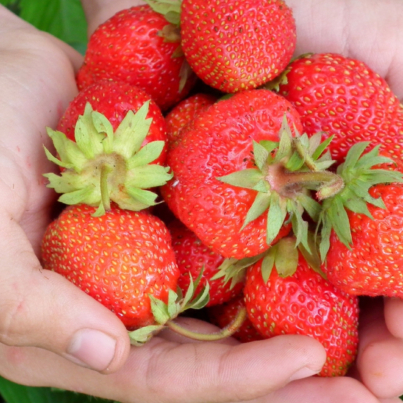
xmin=66 ymin=329 xmax=117 ymax=372
xmin=289 ymin=366 xmax=319 ymax=381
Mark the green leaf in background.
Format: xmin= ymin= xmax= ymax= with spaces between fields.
xmin=0 ymin=0 xmax=88 ymax=54
xmin=0 ymin=376 xmax=117 ymax=403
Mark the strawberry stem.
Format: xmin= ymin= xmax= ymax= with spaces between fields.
xmin=166 ymin=307 xmax=247 ymax=341
xmin=100 ymin=163 xmax=112 ymax=211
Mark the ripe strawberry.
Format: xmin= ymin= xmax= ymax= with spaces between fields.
xmin=243 ymin=238 xmax=359 ymax=377
xmin=76 ymin=5 xmax=197 ymax=111
xmin=44 ymin=83 xmax=173 ymax=216
xmin=178 ymin=0 xmax=296 ymax=92
xmin=41 ymin=204 xmax=180 ymax=330
xmin=168 ymin=219 xmax=244 ymax=306
xmin=324 ymin=184 xmax=403 ymax=297
xmin=165 ymin=93 xmax=217 ymax=145
xmin=208 ymin=295 xmax=263 ymax=343
xmin=57 ymin=81 xmax=168 ymax=166
xmin=161 ymin=89 xmax=334 ymax=259
xmin=313 ymin=141 xmax=403 ymax=297
xmin=276 ymin=53 xmax=403 ymax=171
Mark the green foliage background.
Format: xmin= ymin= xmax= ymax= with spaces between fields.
xmin=0 ymin=0 xmax=402 ymax=402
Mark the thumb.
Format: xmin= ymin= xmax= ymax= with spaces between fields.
xmin=0 ymin=216 xmax=130 ymax=374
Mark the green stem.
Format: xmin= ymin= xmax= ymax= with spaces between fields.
xmin=100 ymin=164 xmax=112 ymax=211
xmin=165 ymin=307 xmax=247 ymax=341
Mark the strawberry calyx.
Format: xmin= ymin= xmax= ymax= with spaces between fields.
xmin=217 ymin=117 xmax=340 ymax=253
xmin=144 ymin=0 xmax=182 ymax=26
xmin=44 ymin=101 xmax=172 ymax=217
xmin=129 ymin=268 xmax=246 ymax=345
xmin=317 ymin=142 xmax=403 ymax=261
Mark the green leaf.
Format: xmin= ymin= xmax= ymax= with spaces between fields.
xmin=58 ymin=186 xmax=94 ymax=205
xmin=128 ymin=141 xmax=166 ymax=168
xmin=92 ymin=111 xmax=114 ymax=154
xmin=143 ymin=0 xmax=182 ymax=25
xmin=275 ymin=238 xmax=299 ymax=277
xmin=149 ymin=295 xmax=170 ymax=325
xmin=266 ymin=193 xmax=287 ymax=245
xmin=128 ymin=325 xmax=163 ymax=345
xmin=217 ymin=168 xmax=263 ymax=190
xmin=113 ymin=102 xmax=152 ymax=160
xmin=261 ymin=249 xmax=276 ymax=284
xmin=0 ymin=375 xmax=112 ymax=403
xmin=127 ymin=165 xmax=173 ymax=189
xmin=125 ymin=188 xmax=159 ymax=207
xmin=253 ymin=141 xmax=270 ymax=171
xmin=241 ymin=192 xmax=271 ymax=230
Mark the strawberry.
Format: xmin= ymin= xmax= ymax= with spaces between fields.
xmin=314 ymin=142 xmax=403 ymax=297
xmin=161 ymin=89 xmax=336 ymax=259
xmin=208 ymin=295 xmax=263 ymax=343
xmin=178 ymin=0 xmax=296 ymax=93
xmin=168 ymin=219 xmax=245 ymax=306
xmin=165 ymin=93 xmax=217 ymax=145
xmin=41 ymin=204 xmax=180 ymax=330
xmin=44 ymin=85 xmax=173 ymax=216
xmin=76 ymin=5 xmax=197 ymax=111
xmin=275 ymin=53 xmax=403 ymax=171
xmin=57 ymin=81 xmax=168 ymax=166
xmin=243 ymin=238 xmax=359 ymax=377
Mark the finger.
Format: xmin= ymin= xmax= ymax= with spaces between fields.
xmin=285 ymin=0 xmax=403 ymax=100
xmin=80 ymin=0 xmax=146 ymax=36
xmin=384 ymin=297 xmax=403 ymax=339
xmin=0 ymin=217 xmax=131 ymax=374
xmin=266 ymin=376 xmax=381 ymax=403
xmin=0 ymin=333 xmax=326 ymax=403
xmin=355 ymin=297 xmax=403 ymax=399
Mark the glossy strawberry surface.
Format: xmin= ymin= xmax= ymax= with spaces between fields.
xmin=165 ymin=93 xmax=217 ymax=145
xmin=180 ymin=0 xmax=296 ymax=92
xmin=244 ymin=254 xmax=359 ymax=377
xmin=41 ymin=204 xmax=180 ymax=330
xmin=325 ymin=184 xmax=403 ymax=297
xmin=169 ymin=219 xmax=244 ymax=307
xmin=57 ymin=81 xmax=168 ymax=166
xmin=278 ymin=53 xmax=403 ymax=170
xmin=76 ymin=5 xmax=197 ymax=111
xmin=161 ymin=89 xmax=298 ymax=259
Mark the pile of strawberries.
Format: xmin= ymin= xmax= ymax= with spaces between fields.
xmin=40 ymin=0 xmax=403 ymax=378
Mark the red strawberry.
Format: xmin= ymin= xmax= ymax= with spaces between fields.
xmin=243 ymin=238 xmax=359 ymax=377
xmin=179 ymin=0 xmax=296 ymax=93
xmin=165 ymin=93 xmax=217 ymax=145
xmin=208 ymin=295 xmax=263 ymax=343
xmin=57 ymin=81 xmax=168 ymax=166
xmin=325 ymin=184 xmax=403 ymax=297
xmin=168 ymin=219 xmax=244 ymax=306
xmin=276 ymin=53 xmax=403 ymax=171
xmin=162 ymin=89 xmax=333 ymax=259
xmin=76 ymin=5 xmax=197 ymax=111
xmin=41 ymin=204 xmax=180 ymax=330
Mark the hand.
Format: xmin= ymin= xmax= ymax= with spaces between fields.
xmin=0 ymin=4 xmax=327 ymax=403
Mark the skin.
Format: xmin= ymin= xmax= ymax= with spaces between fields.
xmin=0 ymin=0 xmax=402 ymax=402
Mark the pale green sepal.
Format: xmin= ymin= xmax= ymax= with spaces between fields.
xmin=273 ymin=116 xmax=293 ymax=163
xmin=44 ymin=172 xmax=77 ymax=193
xmin=79 ymin=104 xmax=104 ymax=155
xmin=318 ymin=212 xmax=332 ymax=262
xmin=46 ymin=128 xmax=87 ymax=172
xmin=74 ymin=118 xmax=95 ymax=159
xmin=284 ymin=150 xmax=305 ymax=172
xmin=58 ymin=187 xmax=94 ymax=205
xmin=128 ymin=141 xmax=166 ymax=168
xmin=342 ymin=141 xmax=370 ymax=171
xmin=266 ymin=192 xmax=287 ymax=245
xmin=296 ymin=192 xmax=321 ymax=222
xmin=290 ymin=206 xmax=310 ymax=252
xmin=143 ymin=0 xmax=182 ymax=25
xmin=127 ymin=165 xmax=173 ymax=188
xmin=128 ymin=325 xmax=163 ymax=346
xmin=298 ymin=233 xmax=327 ymax=279
xmin=188 ymin=283 xmax=210 ymax=310
xmin=92 ymin=202 xmax=106 ymax=217
xmin=92 ymin=111 xmax=114 ymax=154
xmin=149 ymin=294 xmax=171 ymax=325
xmin=314 ymin=159 xmax=336 ymax=171
xmin=253 ymin=141 xmax=270 ymax=171
xmin=261 ymin=248 xmax=276 ymax=284
xmin=241 ymin=192 xmax=271 ymax=231
xmin=329 ymin=197 xmax=352 ymax=249
xmin=253 ymin=179 xmax=270 ymax=193
xmin=167 ymin=289 xmax=181 ymax=319
xmin=259 ymin=140 xmax=279 ymax=155
xmin=127 ymin=188 xmax=159 ymax=208
xmin=113 ymin=101 xmax=152 ymax=160
xmin=311 ymin=134 xmax=333 ymax=160
xmin=217 ymin=168 xmax=264 ymax=190
xmin=275 ymin=238 xmax=299 ymax=278
xmin=43 ymin=147 xmax=73 ymax=169
xmin=121 ymin=188 xmax=152 ymax=211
